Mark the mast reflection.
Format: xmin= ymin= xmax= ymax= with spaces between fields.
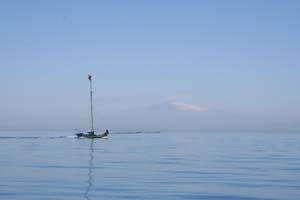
xmin=84 ymin=139 xmax=94 ymax=200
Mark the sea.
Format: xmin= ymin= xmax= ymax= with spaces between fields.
xmin=0 ymin=130 xmax=299 ymax=200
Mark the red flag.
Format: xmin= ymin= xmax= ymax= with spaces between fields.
xmin=88 ymin=74 xmax=92 ymax=80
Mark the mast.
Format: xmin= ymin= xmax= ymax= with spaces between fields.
xmin=88 ymin=74 xmax=94 ymax=133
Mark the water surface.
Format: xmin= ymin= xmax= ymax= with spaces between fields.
xmin=0 ymin=131 xmax=299 ymax=200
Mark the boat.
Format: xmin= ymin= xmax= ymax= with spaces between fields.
xmin=76 ymin=130 xmax=109 ymax=139
xmin=75 ymin=74 xmax=109 ymax=139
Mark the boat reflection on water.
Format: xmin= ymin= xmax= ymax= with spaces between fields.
xmin=84 ymin=139 xmax=94 ymax=200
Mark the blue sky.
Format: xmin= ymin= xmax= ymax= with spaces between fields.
xmin=0 ymin=0 xmax=299 ymax=131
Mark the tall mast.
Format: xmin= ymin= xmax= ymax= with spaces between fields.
xmin=88 ymin=74 xmax=94 ymax=133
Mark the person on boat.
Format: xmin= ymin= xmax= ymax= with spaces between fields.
xmin=88 ymin=130 xmax=96 ymax=136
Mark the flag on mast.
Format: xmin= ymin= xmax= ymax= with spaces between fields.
xmin=88 ymin=74 xmax=92 ymax=80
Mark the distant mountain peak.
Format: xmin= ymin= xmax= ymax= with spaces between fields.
xmin=170 ymin=101 xmax=208 ymax=112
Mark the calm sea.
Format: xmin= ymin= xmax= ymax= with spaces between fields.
xmin=0 ymin=131 xmax=299 ymax=200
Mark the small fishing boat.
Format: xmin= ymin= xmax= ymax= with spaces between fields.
xmin=76 ymin=74 xmax=109 ymax=139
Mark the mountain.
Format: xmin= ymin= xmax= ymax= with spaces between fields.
xmin=98 ymin=101 xmax=266 ymax=131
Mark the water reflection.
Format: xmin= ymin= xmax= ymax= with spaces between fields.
xmin=84 ymin=139 xmax=94 ymax=200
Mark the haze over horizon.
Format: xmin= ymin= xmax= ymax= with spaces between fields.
xmin=1 ymin=0 xmax=299 ymax=132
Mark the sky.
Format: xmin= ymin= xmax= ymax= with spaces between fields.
xmin=0 ymin=0 xmax=299 ymax=131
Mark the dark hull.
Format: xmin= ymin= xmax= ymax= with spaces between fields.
xmin=76 ymin=130 xmax=109 ymax=139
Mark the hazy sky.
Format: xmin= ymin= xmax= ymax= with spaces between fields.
xmin=0 ymin=0 xmax=299 ymax=131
